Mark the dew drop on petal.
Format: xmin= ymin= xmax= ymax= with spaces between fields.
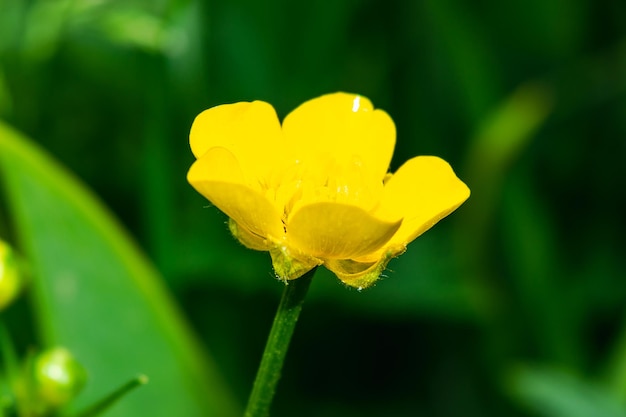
xmin=352 ymin=96 xmax=361 ymax=112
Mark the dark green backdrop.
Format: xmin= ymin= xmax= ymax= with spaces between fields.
xmin=1 ymin=0 xmax=625 ymax=416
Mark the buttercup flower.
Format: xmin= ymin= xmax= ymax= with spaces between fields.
xmin=188 ymin=92 xmax=469 ymax=288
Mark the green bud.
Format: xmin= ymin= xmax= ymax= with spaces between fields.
xmin=0 ymin=240 xmax=21 ymax=310
xmin=33 ymin=347 xmax=87 ymax=407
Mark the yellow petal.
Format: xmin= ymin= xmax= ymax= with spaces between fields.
xmin=189 ymin=101 xmax=286 ymax=179
xmin=282 ymin=92 xmax=395 ymax=180
xmin=325 ymin=250 xmax=399 ymax=289
xmin=287 ymin=202 xmax=402 ymax=259
xmin=187 ymin=147 xmax=285 ymax=241
xmin=378 ymin=156 xmax=470 ymax=247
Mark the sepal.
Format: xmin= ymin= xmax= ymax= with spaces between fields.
xmin=229 ymin=219 xmax=271 ymax=251
xmin=269 ymin=244 xmax=322 ymax=282
xmin=326 ymin=246 xmax=406 ymax=289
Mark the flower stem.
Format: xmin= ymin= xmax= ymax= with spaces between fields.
xmin=74 ymin=374 xmax=148 ymax=417
xmin=244 ymin=268 xmax=316 ymax=417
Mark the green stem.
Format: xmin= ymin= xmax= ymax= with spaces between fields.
xmin=74 ymin=375 xmax=148 ymax=417
xmin=244 ymin=268 xmax=316 ymax=417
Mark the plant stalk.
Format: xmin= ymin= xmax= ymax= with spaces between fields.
xmin=244 ymin=268 xmax=316 ymax=417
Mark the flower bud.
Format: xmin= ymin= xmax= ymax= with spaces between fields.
xmin=0 ymin=240 xmax=21 ymax=310
xmin=33 ymin=347 xmax=87 ymax=407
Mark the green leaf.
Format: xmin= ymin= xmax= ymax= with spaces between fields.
xmin=457 ymin=81 xmax=553 ymax=286
xmin=0 ymin=120 xmax=240 ymax=417
xmin=464 ymin=81 xmax=553 ymax=235
xmin=508 ymin=366 xmax=626 ymax=417
xmin=606 ymin=324 xmax=626 ymax=403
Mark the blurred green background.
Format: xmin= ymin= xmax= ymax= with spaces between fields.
xmin=1 ymin=0 xmax=625 ymax=416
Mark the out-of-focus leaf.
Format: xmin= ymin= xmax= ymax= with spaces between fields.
xmin=21 ymin=0 xmax=74 ymax=62
xmin=606 ymin=322 xmax=626 ymax=404
xmin=94 ymin=7 xmax=185 ymax=54
xmin=458 ymin=82 xmax=553 ymax=281
xmin=0 ymin=0 xmax=26 ymax=54
xmin=509 ymin=366 xmax=625 ymax=417
xmin=0 ymin=120 xmax=239 ymax=417
xmin=464 ymin=82 xmax=553 ymax=231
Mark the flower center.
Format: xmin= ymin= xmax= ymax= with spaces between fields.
xmin=261 ymin=154 xmax=384 ymax=227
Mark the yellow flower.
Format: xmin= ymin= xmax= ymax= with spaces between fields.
xmin=187 ymin=92 xmax=470 ymax=288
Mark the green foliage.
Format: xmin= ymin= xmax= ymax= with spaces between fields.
xmin=0 ymin=0 xmax=625 ymax=416
xmin=509 ymin=366 xmax=625 ymax=417
xmin=0 ymin=123 xmax=238 ymax=416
